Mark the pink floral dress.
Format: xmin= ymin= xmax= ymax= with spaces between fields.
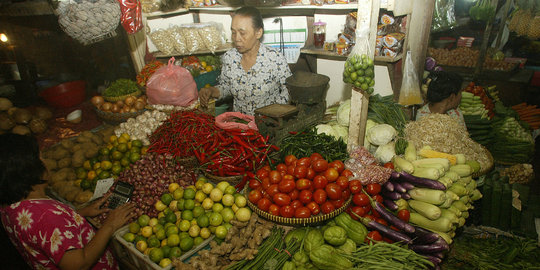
xmin=0 ymin=199 xmax=118 ymax=270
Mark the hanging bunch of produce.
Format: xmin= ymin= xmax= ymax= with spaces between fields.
xmin=508 ymin=0 xmax=540 ymax=40
xmin=512 ymin=102 xmax=540 ymax=130
xmin=469 ymin=0 xmax=496 ymax=22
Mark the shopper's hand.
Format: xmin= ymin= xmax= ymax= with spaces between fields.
xmin=199 ymin=86 xmax=220 ymax=108
xmin=102 ymin=203 xmax=137 ymax=231
xmin=77 ymin=195 xmax=110 ymax=217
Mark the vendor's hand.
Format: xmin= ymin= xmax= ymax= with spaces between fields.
xmin=102 ymin=203 xmax=137 ymax=231
xmin=199 ymin=86 xmax=220 ymax=108
xmin=77 ymin=195 xmax=110 ymax=217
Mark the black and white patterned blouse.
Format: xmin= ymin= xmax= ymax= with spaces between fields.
xmin=217 ymin=44 xmax=292 ymax=115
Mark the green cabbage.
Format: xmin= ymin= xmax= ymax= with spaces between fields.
xmin=337 ymin=99 xmax=351 ymax=126
xmin=374 ymin=141 xmax=396 ymax=163
xmin=367 ymin=123 xmax=396 ymax=146
xmin=332 ymin=125 xmax=348 ymax=142
xmin=316 ymin=124 xmax=337 ymax=138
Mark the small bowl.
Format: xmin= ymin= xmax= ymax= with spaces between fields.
xmin=66 ymin=110 xmax=82 ymax=124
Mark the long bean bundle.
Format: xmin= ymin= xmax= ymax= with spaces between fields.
xmin=368 ymin=94 xmax=409 ymax=133
xmin=342 ymin=242 xmax=434 ymax=270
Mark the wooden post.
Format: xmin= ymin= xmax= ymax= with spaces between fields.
xmin=347 ymin=0 xmax=379 ymax=152
xmin=405 ymin=0 xmax=435 ymax=83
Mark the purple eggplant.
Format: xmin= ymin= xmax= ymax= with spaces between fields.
xmin=401 ymin=193 xmax=411 ymax=200
xmin=357 ymin=216 xmax=413 ymax=244
xmin=371 ymin=200 xmax=415 ymax=234
xmin=410 ymin=241 xmax=449 ymax=254
xmin=382 ymin=190 xmax=402 ymax=200
xmin=383 ymin=181 xmax=395 ymax=192
xmin=400 ymin=181 xmax=415 ymax=191
xmin=431 ymin=252 xmax=444 ymax=259
xmin=393 ymin=182 xmax=407 ymax=193
xmin=423 ymin=255 xmax=442 ymax=265
xmin=383 ymin=199 xmax=399 ymax=211
xmin=395 ymin=172 xmax=446 ymax=190
xmin=411 ymin=226 xmax=440 ymax=244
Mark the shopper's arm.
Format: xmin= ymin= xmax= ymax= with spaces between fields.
xmin=58 ymin=203 xmax=136 ymax=270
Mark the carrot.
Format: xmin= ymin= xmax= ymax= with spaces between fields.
xmin=511 ymin=102 xmax=527 ymax=110
xmin=519 ymin=110 xmax=540 ymax=118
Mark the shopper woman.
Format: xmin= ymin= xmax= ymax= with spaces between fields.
xmin=416 ymin=71 xmax=466 ymax=127
xmin=199 ymin=6 xmax=292 ymax=115
xmin=0 ymin=133 xmax=136 ymax=270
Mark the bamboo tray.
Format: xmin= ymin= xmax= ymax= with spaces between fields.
xmin=203 ymin=171 xmax=244 ymax=186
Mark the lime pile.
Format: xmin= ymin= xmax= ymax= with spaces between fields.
xmin=77 ymin=133 xmax=147 ymax=191
xmin=342 ymin=53 xmax=375 ymax=94
xmin=122 ymin=177 xmax=251 ymax=267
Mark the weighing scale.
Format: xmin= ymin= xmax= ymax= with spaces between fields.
xmin=254 ymin=71 xmax=330 ymax=143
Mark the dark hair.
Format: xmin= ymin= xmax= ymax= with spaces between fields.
xmin=426 ymin=71 xmax=463 ymax=103
xmin=0 ymin=134 xmax=46 ymax=205
xmin=234 ymin=6 xmax=264 ymax=32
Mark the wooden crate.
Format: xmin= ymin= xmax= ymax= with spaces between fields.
xmin=112 ymin=226 xmax=214 ymax=270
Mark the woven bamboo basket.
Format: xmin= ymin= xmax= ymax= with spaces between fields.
xmin=103 ymin=89 xmax=142 ymax=102
xmin=247 ymin=195 xmax=352 ymax=226
xmin=95 ymin=108 xmax=146 ymax=124
xmin=203 ymin=171 xmax=244 ymax=186
xmin=473 ymin=147 xmax=494 ymax=178
xmin=176 ymin=155 xmax=199 ymax=169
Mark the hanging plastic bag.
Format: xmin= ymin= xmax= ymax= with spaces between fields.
xmin=398 ymin=51 xmax=423 ymax=106
xmin=118 ymin=0 xmax=143 ymax=34
xmin=146 ymin=57 xmax=198 ymax=107
xmin=215 ymin=112 xmax=258 ymax=131
xmin=342 ymin=24 xmax=375 ymax=95
xmin=431 ymin=0 xmax=457 ymax=32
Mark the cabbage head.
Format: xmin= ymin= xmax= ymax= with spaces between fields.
xmin=374 ymin=141 xmax=396 ymax=163
xmin=337 ymin=99 xmax=351 ymax=126
xmin=367 ymin=124 xmax=396 ymax=146
xmin=316 ymin=124 xmax=337 ymax=138
xmin=332 ymin=125 xmax=349 ymax=142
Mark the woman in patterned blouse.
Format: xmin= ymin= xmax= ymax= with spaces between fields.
xmin=199 ymin=6 xmax=292 ymax=115
xmin=0 ymin=134 xmax=136 ymax=270
xmin=416 ymin=71 xmax=466 ymax=127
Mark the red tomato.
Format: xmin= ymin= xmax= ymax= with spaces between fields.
xmin=313 ymin=189 xmax=327 ymax=205
xmin=306 ymin=167 xmax=316 ymax=180
xmin=366 ymin=231 xmax=382 ymax=243
xmin=311 ymin=159 xmax=328 ymax=173
xmin=325 ymin=183 xmax=342 ymax=200
xmin=256 ymin=168 xmax=269 ymax=180
xmin=336 ymin=176 xmax=349 ymax=190
xmin=261 ymin=177 xmax=271 ymax=190
xmin=348 ymin=180 xmax=362 ymax=194
xmin=293 ymin=165 xmax=308 ymax=179
xmin=329 ymin=160 xmax=345 ymax=174
xmin=310 ymin=152 xmax=324 ymax=161
xmin=283 ymin=174 xmax=295 ymax=181
xmin=297 ymin=157 xmax=311 ymax=167
xmin=289 ymin=189 xmax=299 ymax=201
xmin=352 ymin=193 xmax=370 ymax=207
xmin=269 ymin=204 xmax=280 ymax=216
xmin=364 ymin=214 xmax=375 ymax=221
xmin=257 ymin=197 xmax=271 ymax=212
xmin=331 ymin=199 xmax=345 ymax=209
xmin=299 ymin=190 xmax=313 ymax=204
xmin=248 ymin=189 xmax=262 ymax=204
xmin=341 ymin=189 xmax=351 ymax=200
xmin=248 ymin=179 xmax=261 ymax=190
xmin=397 ymin=209 xmax=410 ymax=222
xmin=320 ymin=201 xmax=335 ymax=214
xmin=306 ymin=201 xmax=320 ymax=215
xmin=290 ymin=200 xmax=303 ymax=210
xmin=284 ymin=155 xmax=297 ymax=166
xmin=279 ymin=170 xmax=286 ymax=177
xmin=383 ymin=162 xmax=394 ymax=169
xmin=278 ymin=179 xmax=296 ymax=193
xmin=279 ymin=205 xmax=294 ymax=218
xmin=273 ymin=193 xmax=292 ymax=207
xmin=341 ymin=169 xmax=354 ymax=178
xmin=269 ymin=170 xmax=282 ymax=184
xmin=276 ymin=163 xmax=287 ymax=172
xmin=351 ymin=206 xmax=367 ymax=219
xmin=375 ymin=218 xmax=388 ymax=226
xmin=362 ymin=205 xmax=372 ymax=215
xmin=324 ymin=168 xmax=339 ymax=182
xmin=262 ymin=165 xmax=271 ymax=172
xmin=366 ymin=183 xmax=382 ymax=195
xmin=286 ymin=165 xmax=295 ymax=175
xmin=313 ymin=175 xmax=328 ymax=190
xmin=266 ymin=184 xmax=279 ymax=197
xmin=296 ymin=178 xmax=312 ymax=190
xmin=295 ymin=207 xmax=311 ymax=218
xmin=372 ymin=194 xmax=383 ymax=204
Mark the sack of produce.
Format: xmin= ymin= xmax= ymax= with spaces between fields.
xmin=215 ymin=112 xmax=258 ymax=131
xmin=342 ymin=25 xmax=375 ymax=95
xmin=398 ymin=50 xmax=423 ymax=106
xmin=146 ymin=57 xmax=198 ymax=107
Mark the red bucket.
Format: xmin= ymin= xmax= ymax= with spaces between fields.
xmin=40 ymin=80 xmax=86 ymax=108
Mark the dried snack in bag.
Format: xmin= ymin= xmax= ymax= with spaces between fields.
xmin=181 ymin=24 xmax=204 ymax=53
xmin=149 ymin=29 xmax=175 ymax=55
xmin=383 ymin=32 xmax=405 ymax=49
xmin=342 ymin=26 xmax=375 ymax=95
xmin=398 ymin=51 xmax=423 ymax=106
xmin=171 ymin=26 xmax=187 ymax=54
xmin=197 ymin=23 xmax=225 ymax=53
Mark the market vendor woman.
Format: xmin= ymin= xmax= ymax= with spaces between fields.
xmin=416 ymin=71 xmax=466 ymax=127
xmin=199 ymin=6 xmax=292 ymax=115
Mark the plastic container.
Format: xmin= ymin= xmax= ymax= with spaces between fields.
xmin=39 ymin=80 xmax=86 ymax=108
xmin=313 ymin=20 xmax=327 ymax=48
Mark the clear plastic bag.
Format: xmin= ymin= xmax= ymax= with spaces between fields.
xmin=181 ymin=24 xmax=205 ymax=53
xmin=197 ymin=22 xmax=225 ymax=53
xmin=171 ymin=26 xmax=187 ymax=54
xmin=431 ymin=0 xmax=457 ymax=33
xmin=398 ymin=51 xmax=423 ymax=106
xmin=118 ymin=0 xmax=143 ymax=34
xmin=149 ymin=28 xmax=175 ymax=55
xmin=342 ymin=25 xmax=375 ymax=95
xmin=146 ymin=57 xmax=199 ymax=107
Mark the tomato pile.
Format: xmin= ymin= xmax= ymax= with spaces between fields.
xmin=247 ymin=153 xmax=352 ymax=219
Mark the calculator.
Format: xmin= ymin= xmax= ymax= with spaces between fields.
xmin=107 ymin=181 xmax=134 ymax=209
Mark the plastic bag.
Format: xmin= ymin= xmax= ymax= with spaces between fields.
xmin=215 ymin=112 xmax=258 ymax=131
xmin=398 ymin=51 xmax=423 ymax=106
xmin=149 ymin=28 xmax=175 ymax=55
xmin=197 ymin=22 xmax=225 ymax=53
xmin=171 ymin=26 xmax=187 ymax=54
xmin=431 ymin=0 xmax=457 ymax=32
xmin=181 ymin=24 xmax=205 ymax=54
xmin=146 ymin=57 xmax=198 ymax=107
xmin=117 ymin=0 xmax=143 ymax=34
xmin=342 ymin=25 xmax=375 ymax=95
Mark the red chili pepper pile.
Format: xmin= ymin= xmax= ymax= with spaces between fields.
xmin=148 ymin=110 xmax=277 ymax=177
xmin=136 ymin=60 xmax=164 ymax=86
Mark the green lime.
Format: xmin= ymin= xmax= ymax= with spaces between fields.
xmin=117 ymin=143 xmax=128 ymax=153
xmin=99 ymin=155 xmax=110 ymax=162
xmin=128 ymin=222 xmax=140 ymax=234
xmin=155 ymin=228 xmax=166 ymax=240
xmin=101 ymin=161 xmax=112 ymax=171
xmin=89 ymin=157 xmax=99 ymax=166
xmin=161 ymin=193 xmax=173 ymax=206
xmin=177 ymin=199 xmax=185 ymax=210
xmin=179 ymin=220 xmax=191 ymax=232
xmin=165 ymin=213 xmax=177 ymax=224
xmin=347 ymin=66 xmax=355 ymax=73
xmin=163 ymin=208 xmax=173 ymax=216
xmin=129 ymin=146 xmax=141 ymax=154
xmin=111 ymin=164 xmax=122 ymax=175
xmin=361 ymin=63 xmax=368 ymax=70
xmin=80 ymin=179 xmax=92 ymax=190
xmin=138 ymin=214 xmax=150 ymax=227
xmin=183 ymin=188 xmax=196 ymax=200
xmin=365 ymin=68 xmax=374 ymax=77
xmin=148 ymin=236 xmax=160 ymax=248
xmin=120 ymin=158 xmax=130 ymax=167
xmin=194 ymin=236 xmax=204 ymax=246
xmin=192 ymin=206 xmax=205 ymax=218
xmin=361 ymin=83 xmax=369 ymax=90
xmin=98 ymin=171 xmax=110 ymax=180
xmin=369 ymin=79 xmax=375 ymax=87
xmin=167 ymin=234 xmax=180 ymax=246
xmin=354 ymin=81 xmax=362 ymax=88
xmin=356 ymin=69 xmax=364 ymax=76
xmin=158 ymin=217 xmax=167 ymax=225
xmin=354 ymin=63 xmax=362 ymax=70
xmin=122 ymin=232 xmax=135 ymax=242
xmin=349 ymin=72 xmax=357 ymax=81
xmin=129 ymin=152 xmax=141 ymax=163
xmin=179 ymin=237 xmax=194 ymax=252
xmin=179 ymin=232 xmax=190 ymax=240
xmin=149 ymin=247 xmax=164 ymax=263
xmin=184 ymin=199 xmax=195 ymax=210
xmin=99 ymin=147 xmax=110 ymax=156
xmin=132 ymin=139 xmax=143 ymax=148
xmin=166 ymin=226 xmax=179 ymax=237
xmin=196 ymin=215 xmax=210 ymax=228
xmin=181 ymin=210 xmax=194 ymax=221
xmin=134 ymin=235 xmax=146 ymax=244
xmin=111 ymin=151 xmax=123 ymax=161
xmin=169 ymin=247 xmax=182 ymax=258
xmin=161 ymin=246 xmax=171 ymax=258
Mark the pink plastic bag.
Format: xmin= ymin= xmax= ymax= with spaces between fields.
xmin=146 ymin=57 xmax=198 ymax=107
xmin=215 ymin=112 xmax=258 ymax=131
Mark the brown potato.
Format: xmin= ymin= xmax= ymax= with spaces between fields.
xmin=58 ymin=157 xmax=71 ymax=169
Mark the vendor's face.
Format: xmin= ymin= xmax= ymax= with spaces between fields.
xmin=231 ymin=15 xmax=263 ymax=54
xmin=448 ymin=91 xmax=462 ymax=109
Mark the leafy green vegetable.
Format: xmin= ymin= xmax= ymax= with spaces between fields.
xmin=103 ymin=79 xmax=139 ymax=97
xmin=278 ymin=127 xmax=348 ymax=162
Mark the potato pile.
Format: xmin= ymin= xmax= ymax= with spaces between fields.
xmin=428 ymin=47 xmax=516 ymax=71
xmin=0 ymin=98 xmax=52 ymax=135
xmin=42 ymin=127 xmax=115 ymax=205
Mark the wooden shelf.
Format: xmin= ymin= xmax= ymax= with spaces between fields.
xmin=152 ymin=42 xmax=233 ymax=58
xmin=143 ymin=7 xmax=189 ymax=18
xmin=190 ymin=3 xmax=358 ymax=11
xmin=300 ymin=46 xmax=402 ymax=63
